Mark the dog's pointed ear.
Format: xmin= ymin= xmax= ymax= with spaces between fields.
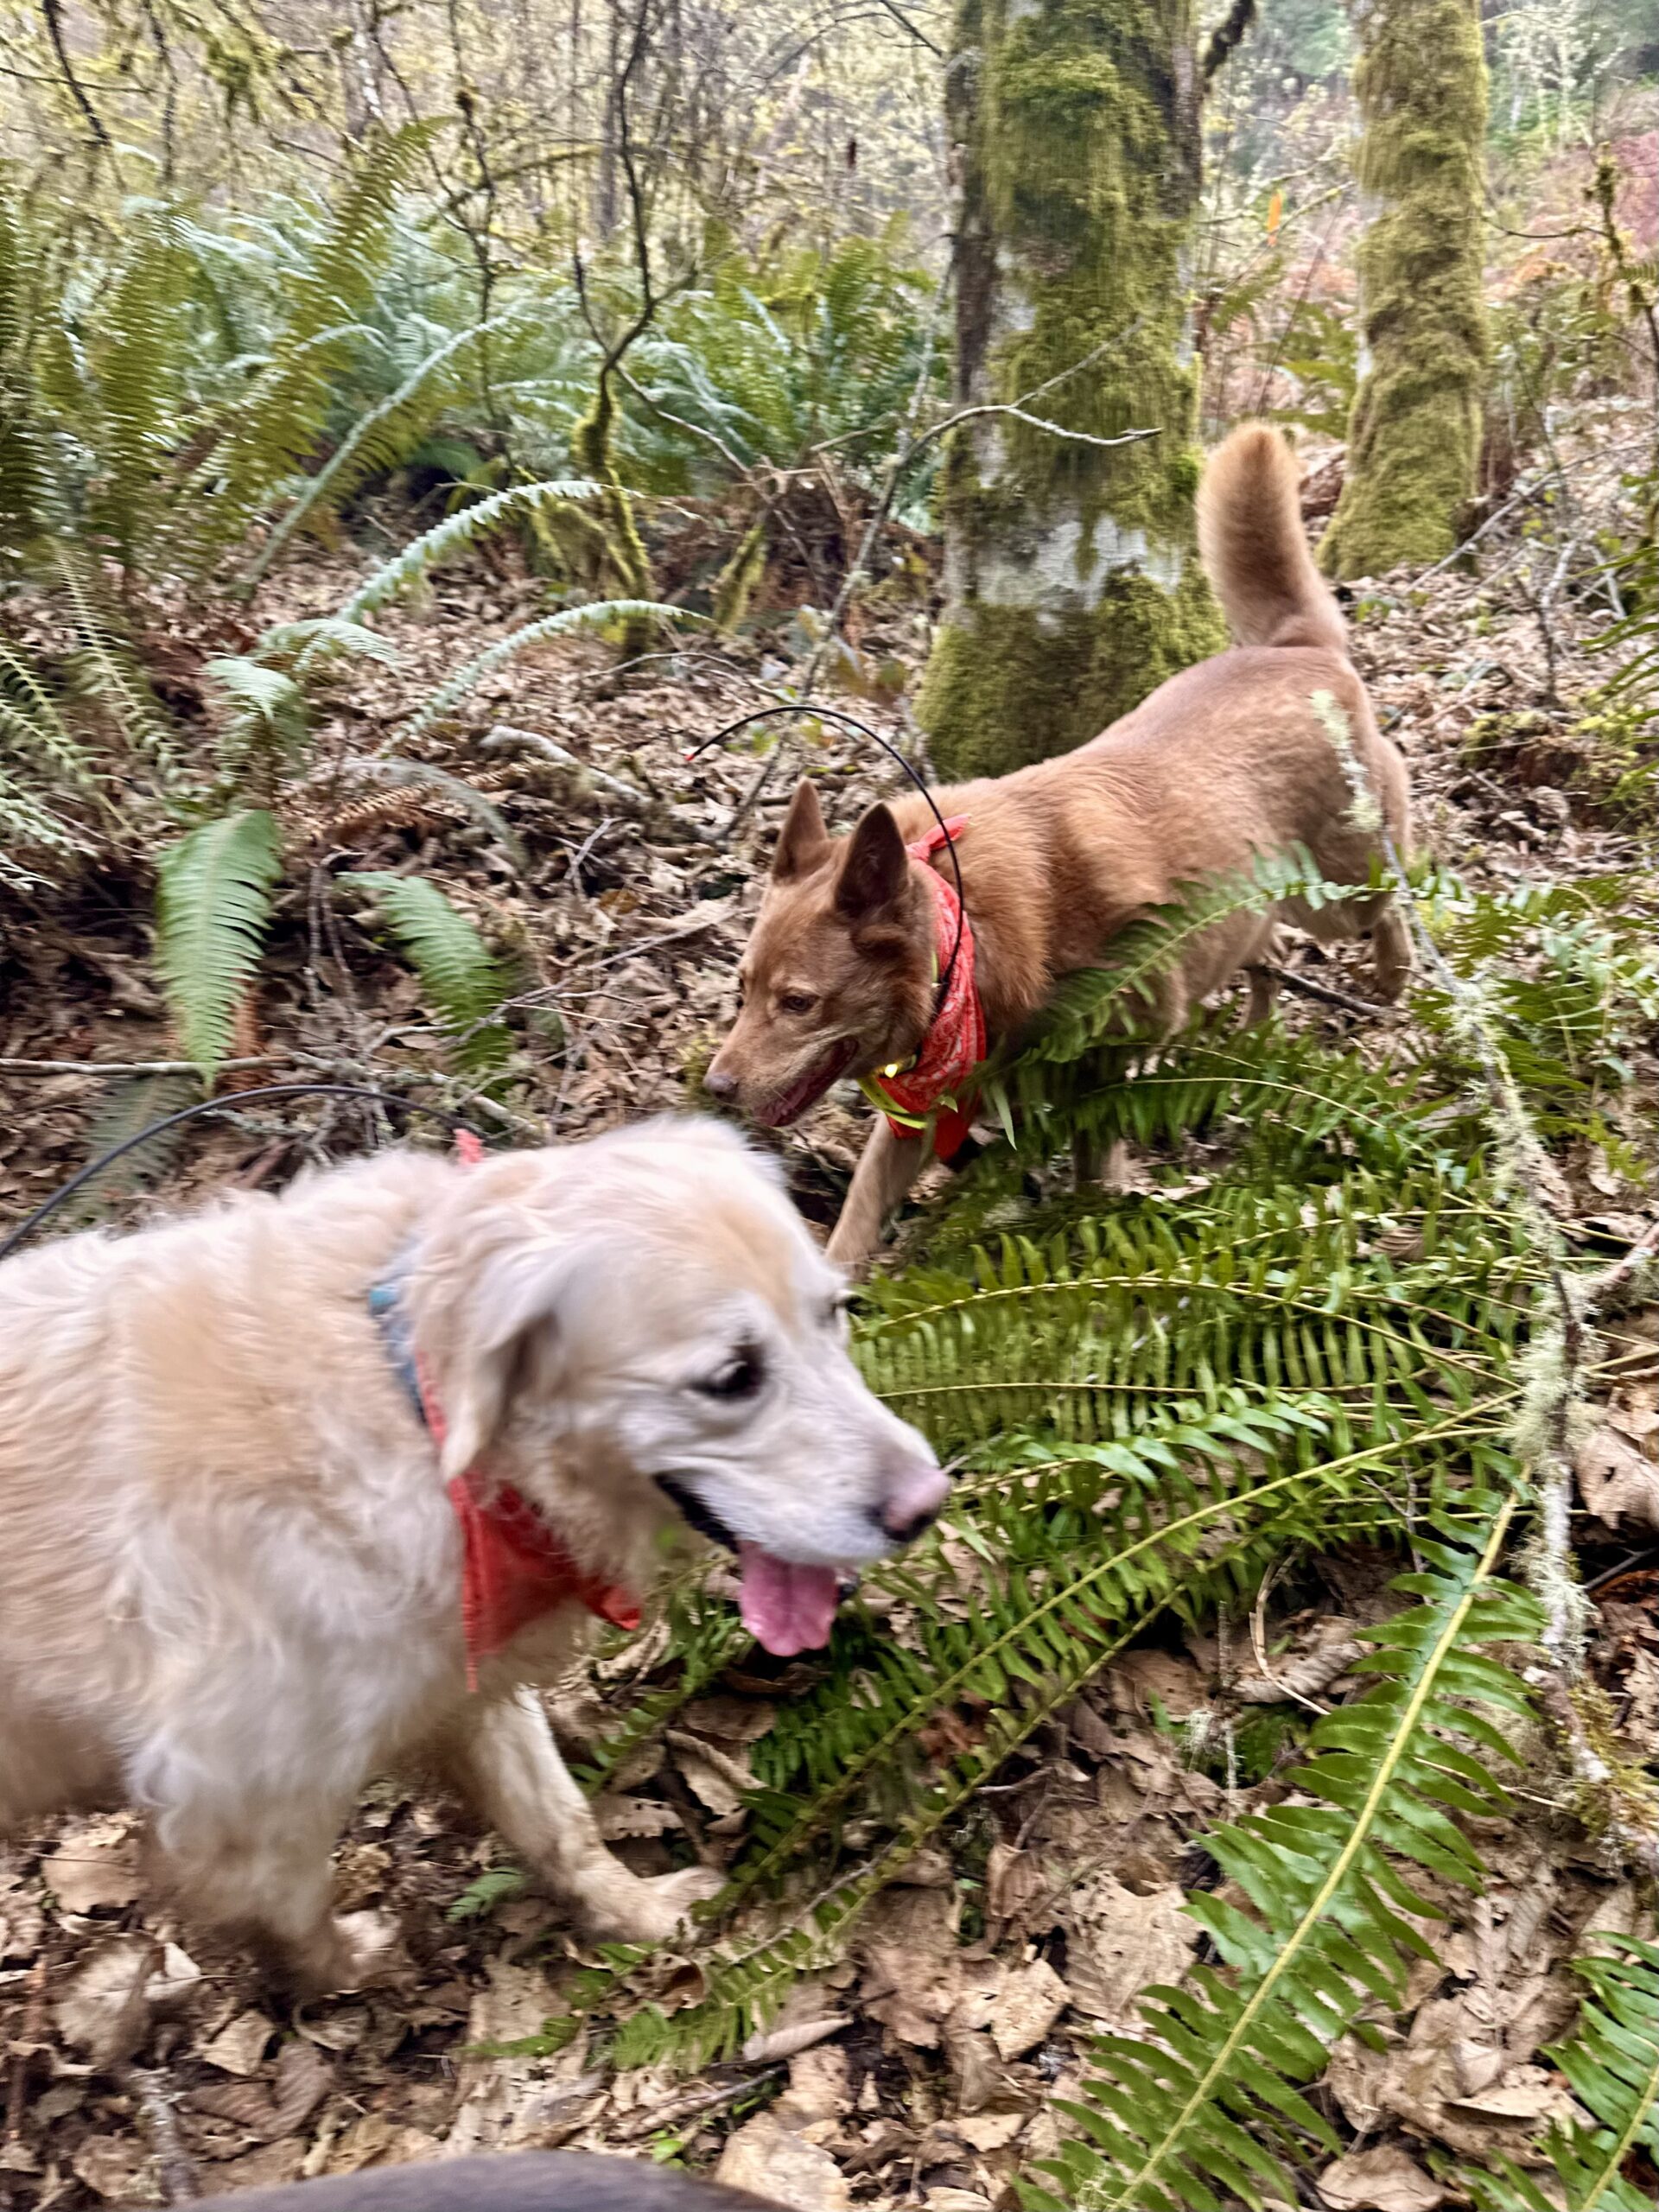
xmin=772 ymin=778 xmax=831 ymax=882
xmin=835 ymin=803 xmax=910 ymax=922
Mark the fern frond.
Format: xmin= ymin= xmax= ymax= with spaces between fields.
xmin=1033 ymin=1497 xmax=1537 ymax=2212
xmin=1005 ymin=849 xmax=1332 ymax=1071
xmin=397 ymin=600 xmax=702 ymax=741
xmin=240 ymin=307 xmax=540 ymax=588
xmin=0 ymin=760 xmax=91 ymax=885
xmin=87 ymin=206 xmax=192 ymax=571
xmin=257 ymin=616 xmax=403 ymax=673
xmin=57 ymin=557 xmax=180 ymax=772
xmin=0 ymin=639 xmax=99 ymax=794
xmin=206 ymin=124 xmax=439 ymax=540
xmin=156 ymin=809 xmax=283 ymax=1081
xmin=62 ymin=1071 xmax=200 ymax=1224
xmin=349 ymin=870 xmax=512 ymax=1071
xmin=0 ymin=177 xmax=64 ymax=562
xmin=1462 ymin=1936 xmax=1659 ymax=2212
xmin=206 ymin=654 xmax=309 ymax=786
xmin=338 ymin=478 xmax=601 ymax=621
xmin=331 ymin=759 xmax=524 ymax=868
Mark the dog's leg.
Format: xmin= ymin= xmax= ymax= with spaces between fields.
xmin=446 ymin=1688 xmax=720 ymax=1942
xmin=156 ymin=1797 xmax=389 ymax=1995
xmin=1244 ymin=964 xmax=1281 ymax=1026
xmin=825 ymin=1121 xmax=927 ymax=1272
xmin=1372 ymin=903 xmax=1413 ymax=1002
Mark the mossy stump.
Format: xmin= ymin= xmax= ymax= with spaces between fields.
xmin=918 ymin=0 xmax=1224 ymax=782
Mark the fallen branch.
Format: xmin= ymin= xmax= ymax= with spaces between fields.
xmin=1261 ymin=962 xmax=1398 ymax=1021
xmin=123 ymin=2066 xmax=200 ymax=2202
xmin=481 ymin=723 xmax=721 ymax=843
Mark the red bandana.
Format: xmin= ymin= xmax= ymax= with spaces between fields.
xmin=861 ymin=817 xmax=987 ymax=1162
xmin=427 ymin=1131 xmax=640 ymax=1691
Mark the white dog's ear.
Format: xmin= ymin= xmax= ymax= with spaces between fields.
xmin=435 ymin=1239 xmax=584 ymax=1481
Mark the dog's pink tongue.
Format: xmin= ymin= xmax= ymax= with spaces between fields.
xmin=736 ymin=1542 xmax=841 ymax=1656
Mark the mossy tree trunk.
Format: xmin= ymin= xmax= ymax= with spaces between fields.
xmin=1319 ymin=0 xmax=1489 ymax=579
xmin=918 ymin=0 xmax=1224 ymax=783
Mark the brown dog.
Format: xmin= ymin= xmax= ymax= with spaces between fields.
xmin=706 ymin=424 xmax=1412 ymax=1266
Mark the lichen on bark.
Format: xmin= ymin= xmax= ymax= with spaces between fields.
xmin=1319 ymin=0 xmax=1490 ymax=580
xmin=918 ymin=0 xmax=1224 ymax=782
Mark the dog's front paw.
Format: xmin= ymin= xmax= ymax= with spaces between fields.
xmin=579 ymin=1862 xmax=722 ymax=1945
xmin=334 ymin=1908 xmax=404 ymax=1989
xmin=286 ymin=1909 xmax=403 ymax=1998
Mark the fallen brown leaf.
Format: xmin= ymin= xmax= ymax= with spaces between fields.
xmin=988 ymin=1957 xmax=1068 ymax=2061
xmin=1319 ymin=2145 xmax=1447 ymax=2212
xmin=41 ymin=1820 xmax=143 ymax=1915
xmin=198 ymin=2008 xmax=277 ymax=2078
xmin=716 ymin=2110 xmax=851 ymax=2209
xmin=1059 ymin=1873 xmax=1197 ymax=2024
xmin=1578 ymin=1423 xmax=1659 ymax=1531
xmin=54 ymin=1936 xmax=160 ymax=2067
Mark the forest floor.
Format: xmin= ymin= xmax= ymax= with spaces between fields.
xmin=1 ymin=468 xmax=1656 ymax=2212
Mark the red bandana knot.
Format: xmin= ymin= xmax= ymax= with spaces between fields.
xmin=862 ymin=817 xmax=986 ymax=1161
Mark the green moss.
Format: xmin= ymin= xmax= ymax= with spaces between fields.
xmin=571 ymin=376 xmax=652 ymax=602
xmin=918 ymin=566 xmax=1220 ymax=780
xmin=1319 ymin=0 xmax=1489 ymax=580
xmin=921 ymin=0 xmax=1224 ymax=779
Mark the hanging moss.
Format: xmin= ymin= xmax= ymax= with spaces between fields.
xmin=918 ymin=0 xmax=1223 ymax=781
xmin=1319 ymin=0 xmax=1490 ymax=580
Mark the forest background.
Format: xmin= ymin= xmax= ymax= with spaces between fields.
xmin=1 ymin=3 xmax=1658 ymax=2211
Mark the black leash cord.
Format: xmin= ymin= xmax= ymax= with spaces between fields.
xmin=0 ymin=1082 xmax=485 ymax=1266
xmin=682 ymin=704 xmax=967 ymax=1007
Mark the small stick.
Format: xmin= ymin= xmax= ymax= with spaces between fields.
xmin=3 ymin=1959 xmax=47 ymax=2146
xmin=124 ymin=2066 xmax=201 ymax=2202
xmin=483 ymin=725 xmax=721 ymax=844
xmin=607 ymin=2065 xmax=785 ymax=2143
xmin=1261 ymin=963 xmax=1397 ymax=1021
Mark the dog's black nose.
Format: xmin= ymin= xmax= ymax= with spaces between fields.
xmin=880 ymin=1459 xmax=952 ymax=1542
xmin=703 ymin=1065 xmax=738 ymax=1101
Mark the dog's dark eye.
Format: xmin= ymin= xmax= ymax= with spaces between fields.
xmin=779 ymin=991 xmax=816 ymax=1017
xmin=696 ymin=1349 xmax=765 ymax=1400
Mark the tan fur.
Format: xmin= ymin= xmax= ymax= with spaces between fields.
xmin=0 ymin=1121 xmax=942 ymax=1987
xmin=707 ymin=424 xmax=1413 ymax=1266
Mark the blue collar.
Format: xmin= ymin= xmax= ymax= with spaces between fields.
xmin=369 ymin=1268 xmax=426 ymax=1427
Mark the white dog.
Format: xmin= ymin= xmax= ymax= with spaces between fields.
xmin=0 ymin=1119 xmax=946 ymax=1990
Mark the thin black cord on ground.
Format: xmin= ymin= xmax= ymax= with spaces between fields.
xmin=0 ymin=1084 xmax=486 ymax=1265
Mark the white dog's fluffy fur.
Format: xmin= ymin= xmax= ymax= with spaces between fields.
xmin=0 ymin=1119 xmax=943 ymax=1989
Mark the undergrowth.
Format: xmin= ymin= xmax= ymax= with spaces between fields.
xmin=521 ymin=861 xmax=1659 ymax=2208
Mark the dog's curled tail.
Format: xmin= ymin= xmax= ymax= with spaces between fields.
xmin=1197 ymin=422 xmax=1347 ymax=656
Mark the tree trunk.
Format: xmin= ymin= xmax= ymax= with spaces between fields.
xmin=918 ymin=0 xmax=1224 ymax=783
xmin=1319 ymin=0 xmax=1489 ymax=579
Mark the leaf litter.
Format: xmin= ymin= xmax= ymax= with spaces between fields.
xmin=1 ymin=480 xmax=1656 ymax=2209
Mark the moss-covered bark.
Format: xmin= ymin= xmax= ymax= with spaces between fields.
xmin=918 ymin=0 xmax=1224 ymax=782
xmin=1319 ymin=0 xmax=1489 ymax=579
